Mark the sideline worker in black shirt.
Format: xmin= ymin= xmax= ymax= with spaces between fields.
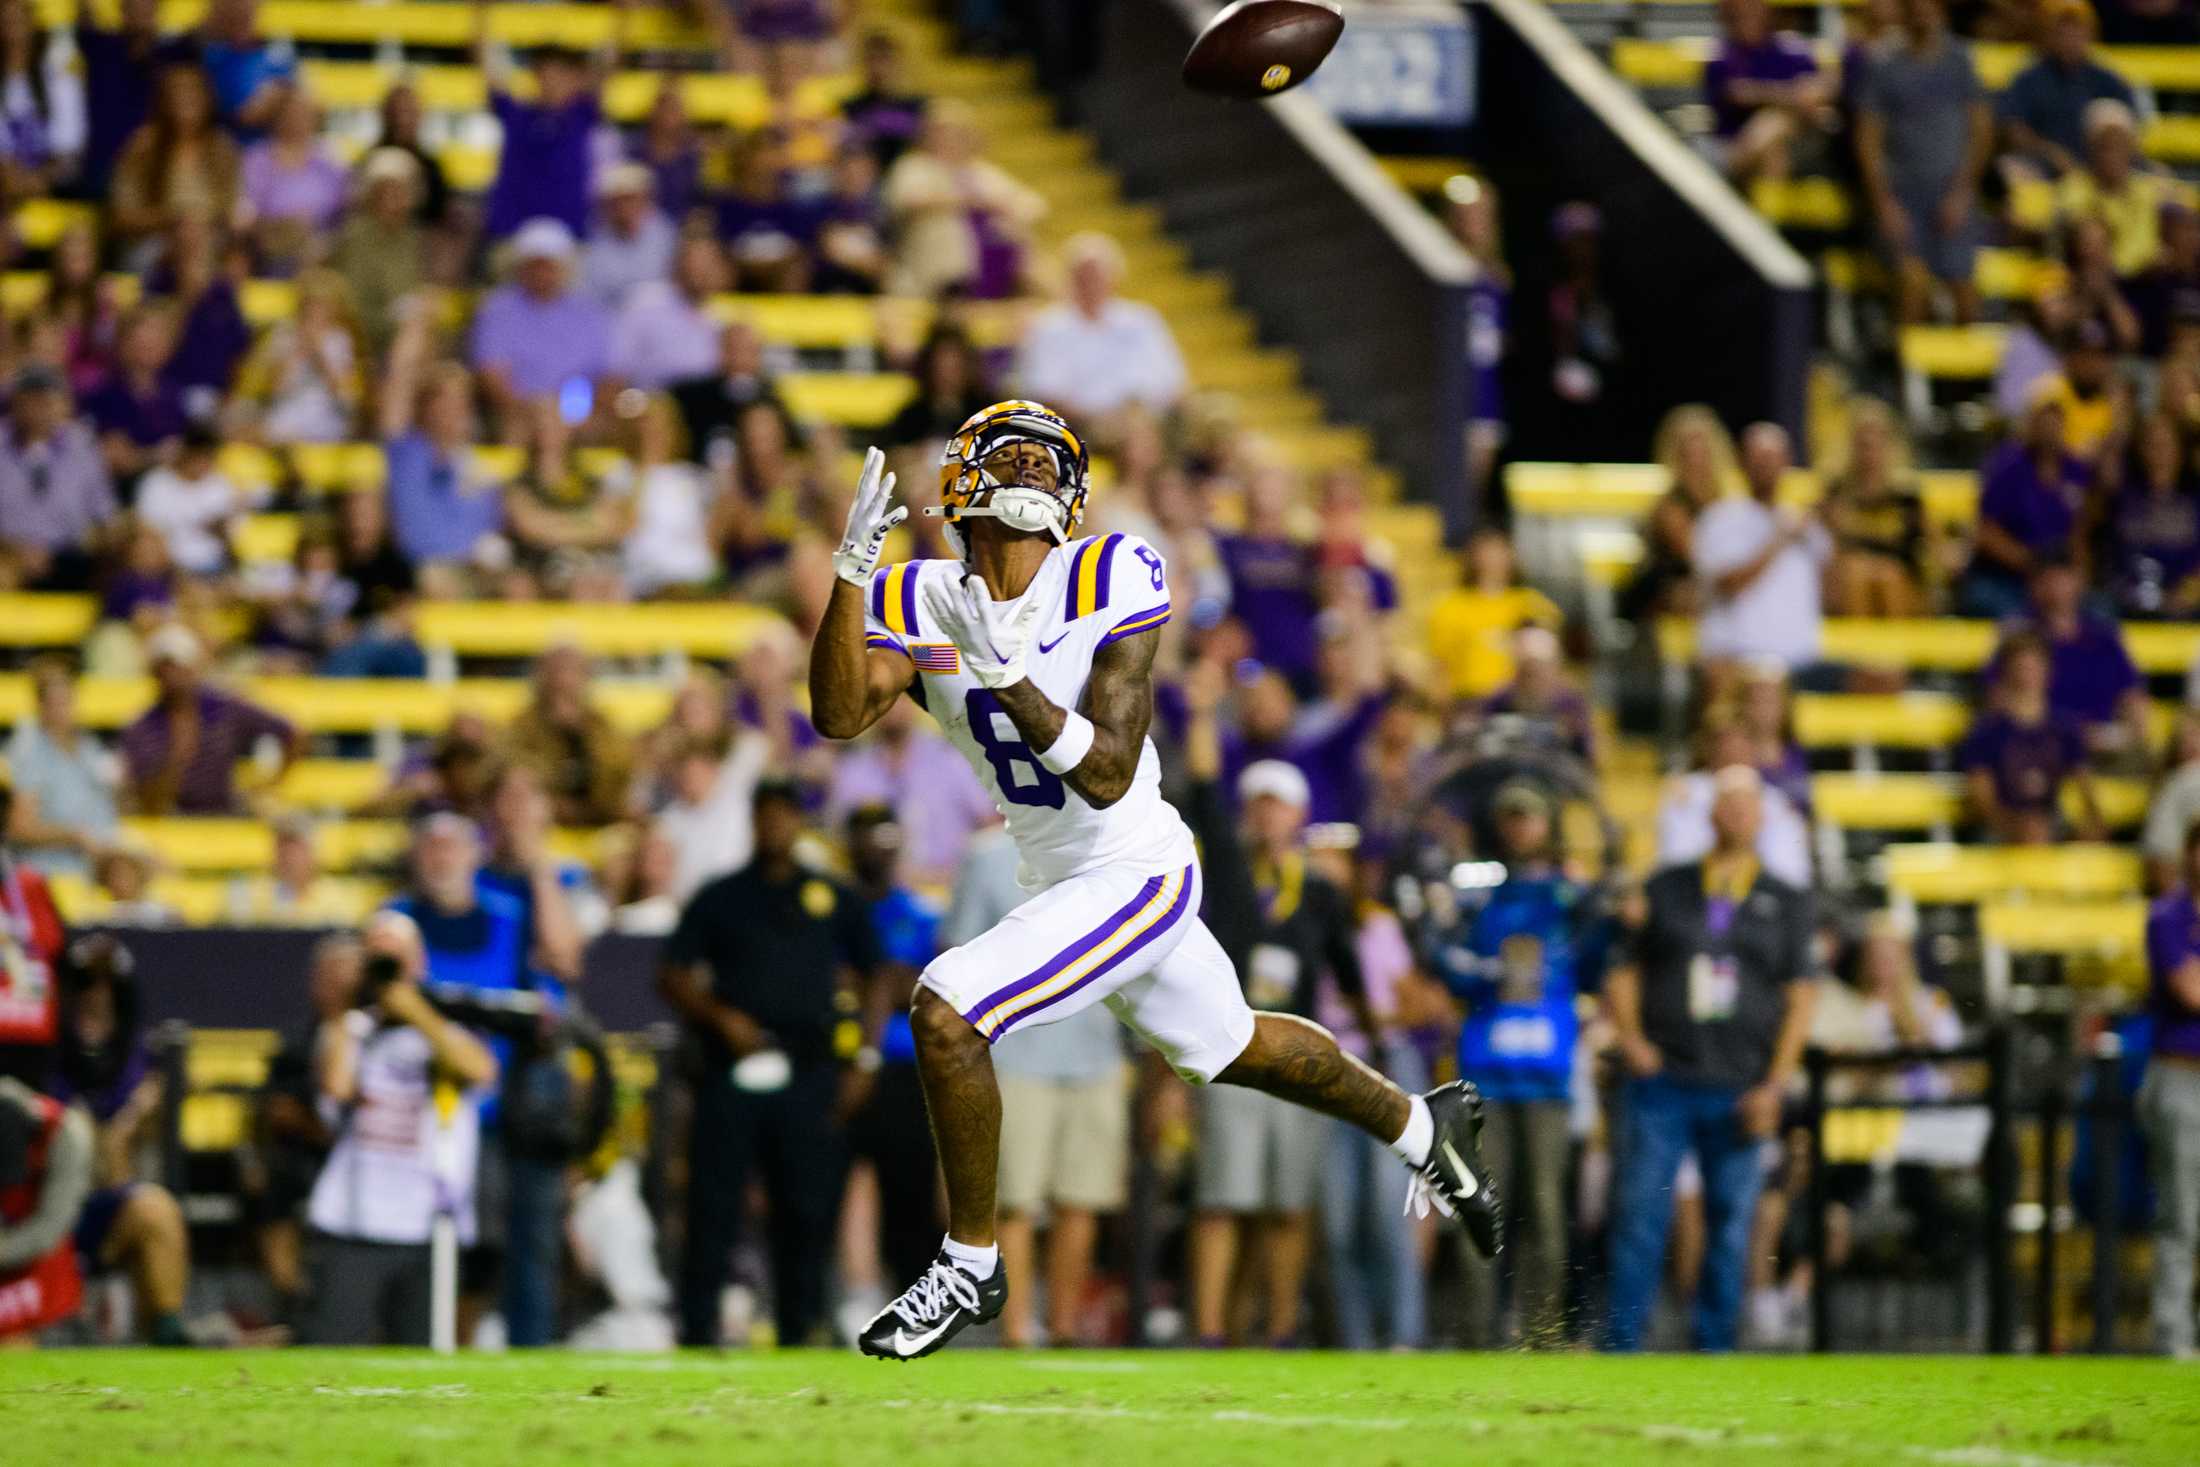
xmin=1602 ymin=764 xmax=1816 ymax=1352
xmin=659 ymin=778 xmax=883 ymax=1347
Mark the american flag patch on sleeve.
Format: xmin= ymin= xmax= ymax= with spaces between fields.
xmin=910 ymin=643 xmax=962 ymax=674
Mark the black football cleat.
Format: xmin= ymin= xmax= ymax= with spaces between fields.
xmin=1405 ymin=1080 xmax=1504 ymax=1259
xmin=857 ymin=1249 xmax=1007 ymax=1361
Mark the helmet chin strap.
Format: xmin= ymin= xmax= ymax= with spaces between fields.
xmin=922 ymin=487 xmax=1071 ymax=545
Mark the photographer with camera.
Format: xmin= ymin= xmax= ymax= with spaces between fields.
xmin=303 ymin=911 xmax=498 ymax=1346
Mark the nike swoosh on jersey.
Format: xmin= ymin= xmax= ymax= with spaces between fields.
xmin=1037 ymin=630 xmax=1070 ymax=654
xmin=890 ymin=1319 xmax=956 ymax=1355
xmin=1442 ymin=1140 xmax=1480 ymax=1198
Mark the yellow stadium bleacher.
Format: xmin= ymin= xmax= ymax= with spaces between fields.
xmin=34 ymin=2 xmax=713 ymax=52
xmin=1506 ymin=462 xmax=1982 ymax=529
xmin=1882 ymin=842 xmax=2144 ymax=907
xmin=1794 ymin=693 xmax=2178 ymax=753
xmin=1654 ymin=617 xmax=2200 ymax=676
xmin=1978 ymin=899 xmax=2149 ymax=1003
xmin=0 ymin=670 xmax=680 ymax=733
xmin=1811 ymin=772 xmax=2149 ymax=834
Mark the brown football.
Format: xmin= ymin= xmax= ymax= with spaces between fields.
xmin=1180 ymin=0 xmax=1345 ymax=100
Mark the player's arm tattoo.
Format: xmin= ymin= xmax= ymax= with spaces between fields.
xmin=991 ymin=626 xmax=1158 ymax=809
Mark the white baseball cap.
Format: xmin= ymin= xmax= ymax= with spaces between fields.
xmin=510 ymin=217 xmax=578 ymax=264
xmin=145 ymin=622 xmax=204 ymax=667
xmin=1238 ymin=759 xmax=1311 ymax=811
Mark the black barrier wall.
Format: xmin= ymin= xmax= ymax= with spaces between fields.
xmin=1084 ymin=0 xmax=1474 ymax=531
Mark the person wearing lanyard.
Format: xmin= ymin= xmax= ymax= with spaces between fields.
xmin=1603 ymin=764 xmax=1816 ymax=1352
xmin=658 ymin=778 xmax=884 ymax=1347
xmin=1436 ymin=780 xmax=1615 ymax=1348
xmin=2141 ymin=820 xmax=2200 ymax=1358
xmin=0 ymin=775 xmax=68 ymax=1087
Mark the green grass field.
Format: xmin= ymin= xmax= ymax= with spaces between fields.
xmin=5 ymin=1349 xmax=2196 ymax=1466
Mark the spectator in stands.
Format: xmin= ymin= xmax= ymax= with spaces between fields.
xmin=1658 ymin=719 xmax=1814 ymax=887
xmin=471 ymin=219 xmax=613 ymax=441
xmin=330 ymin=150 xmax=428 ymax=366
xmin=1312 ymin=468 xmax=1399 ymax=618
xmin=476 ymin=0 xmax=626 ymax=242
xmin=1017 ymin=232 xmax=1187 ymax=431
xmin=608 ymin=236 xmax=728 ymax=392
xmin=149 ymin=206 xmax=252 ymax=399
xmin=1209 ymin=652 xmax=1382 ymax=828
xmin=1961 ymin=385 xmax=2088 ymax=617
xmin=655 ymin=727 xmax=769 ymax=902
xmin=240 ymin=86 xmax=345 ymax=277
xmin=503 ymin=401 xmax=635 ymax=582
xmin=101 ymin=515 xmax=176 ymax=626
xmin=1604 ymin=764 xmax=1817 ymax=1352
xmin=0 ymin=0 xmax=85 ymax=198
xmin=3 ymin=659 xmax=118 ymax=877
xmin=1855 ymin=0 xmax=1991 ymax=325
xmin=1737 ymin=660 xmax=1814 ymax=818
xmin=2105 ymin=410 xmax=2200 ymax=618
xmin=881 ymin=326 xmax=994 ymax=451
xmin=479 ymin=761 xmax=594 ymax=992
xmin=1543 ymin=202 xmax=1625 ymax=456
xmin=229 ymin=269 xmax=362 ymax=446
xmin=121 ymin=622 xmax=300 ymax=816
xmin=83 ymin=306 xmax=185 ymax=491
xmin=2015 ymin=553 xmax=2152 ymax=755
xmin=1623 ymin=404 xmax=1736 ymax=623
xmin=1693 ymin=421 xmax=1829 ymax=690
xmin=632 ymin=83 xmax=702 ymax=226
xmin=304 ymin=908 xmax=498 ymax=1346
xmin=370 ymin=82 xmax=449 ymax=228
xmin=225 ymin=815 xmax=356 ymax=926
xmin=2000 ymin=0 xmax=2138 ymax=180
xmin=380 ymin=304 xmax=504 ymax=577
xmin=1475 ymin=625 xmax=1599 ymax=770
xmin=883 ymin=97 xmax=1044 ymax=299
xmin=825 ymin=695 xmax=993 ymax=888
xmin=843 ymin=29 xmax=926 ymax=169
xmin=2148 ymin=716 xmax=2200 ymax=892
xmin=1437 ymin=780 xmax=1609 ymax=1347
xmin=582 ymin=163 xmax=677 ymax=307
xmin=0 ymin=363 xmax=116 ymax=591
xmin=2127 ymin=202 xmax=2200 ymax=357
xmin=1961 ymin=628 xmax=2104 ymax=842
xmin=2141 ymin=822 xmax=2200 ymax=1356
xmin=715 ymin=130 xmax=823 ymax=294
xmin=1444 ymin=174 xmax=1511 ymax=508
xmin=812 ymin=146 xmax=891 ymax=295
xmin=1425 ymin=524 xmax=1562 ymax=703
xmin=72 ymin=0 xmax=163 ymax=194
xmin=1822 ymin=398 xmax=1928 ymax=617
xmin=669 ymin=319 xmax=782 ymax=464
xmin=48 ymin=226 xmax=122 ymax=398
xmin=1216 ymin=462 xmax=1321 ymax=688
xmin=194 ymin=0 xmax=295 ymax=137
xmin=2057 ymin=215 xmax=2141 ymax=357
xmin=1702 ymin=0 xmax=1834 ymax=187
xmin=2058 ymin=99 xmax=2189 ymax=278
xmin=504 ymin=641 xmax=634 ymax=828
xmin=133 ymin=418 xmax=245 ymax=576
xmin=612 ymin=391 xmax=720 ymax=595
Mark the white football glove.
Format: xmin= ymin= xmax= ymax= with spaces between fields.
xmin=938 ymin=575 xmax=1047 ymax=690
xmin=831 ymin=446 xmax=906 ymax=587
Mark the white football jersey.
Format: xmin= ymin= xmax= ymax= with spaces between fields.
xmin=864 ymin=532 xmax=1193 ymax=887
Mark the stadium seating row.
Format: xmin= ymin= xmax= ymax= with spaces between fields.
xmin=1657 ymin=617 xmax=2200 ymax=674
xmin=1505 ymin=461 xmax=1984 ymax=527
xmin=35 ymin=0 xmax=711 ymax=51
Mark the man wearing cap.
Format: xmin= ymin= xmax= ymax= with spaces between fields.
xmin=2059 ymin=99 xmax=2191 ymax=278
xmin=470 ymin=218 xmax=614 ymax=437
xmin=0 ymin=366 xmax=117 ymax=592
xmin=581 ymin=163 xmax=677 ymax=307
xmin=120 ymin=625 xmax=300 ymax=817
xmin=1434 ymin=780 xmax=1613 ymax=1346
xmin=2001 ymin=0 xmax=2138 ymax=179
xmin=659 ymin=779 xmax=885 ymax=1347
xmin=1604 ymin=764 xmax=1816 ymax=1351
xmin=1181 ymin=685 xmax=1375 ymax=1345
xmin=1692 ymin=422 xmax=1831 ymax=691
xmin=332 ymin=148 xmax=429 ymax=362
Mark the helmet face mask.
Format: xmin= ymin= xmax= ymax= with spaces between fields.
xmin=933 ymin=400 xmax=1089 ymax=557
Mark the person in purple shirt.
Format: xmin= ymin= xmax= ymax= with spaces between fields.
xmin=2000 ymin=555 xmax=2151 ymax=755
xmin=1216 ymin=464 xmax=1322 ymax=690
xmin=121 ymin=623 xmax=301 ymax=816
xmin=1960 ymin=630 xmax=2103 ymax=844
xmin=1218 ymin=664 xmax=1387 ymax=828
xmin=823 ymin=697 xmax=994 ymax=888
xmin=80 ymin=307 xmax=186 ymax=490
xmin=842 ymin=29 xmax=927 ymax=169
xmin=72 ymin=0 xmax=165 ymax=191
xmin=2106 ymin=411 xmax=2200 ymax=618
xmin=1702 ymin=0 xmax=1833 ymax=185
xmin=2141 ymin=819 xmax=2200 ymax=1357
xmin=470 ymin=219 xmax=612 ymax=438
xmin=1961 ymin=390 xmax=2089 ymax=618
xmin=143 ymin=209 xmax=252 ymax=399
xmin=1475 ymin=625 xmax=1598 ymax=769
xmin=476 ymin=0 xmax=624 ymax=242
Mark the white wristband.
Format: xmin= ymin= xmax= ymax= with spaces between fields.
xmin=1038 ymin=712 xmax=1095 ymax=775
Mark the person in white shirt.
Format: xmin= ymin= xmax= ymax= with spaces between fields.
xmin=581 ymin=162 xmax=678 ymax=306
xmin=1015 ymin=232 xmax=1187 ymax=430
xmin=1692 ymin=421 xmax=1830 ymax=696
xmin=1656 ymin=730 xmax=1814 ymax=888
xmin=612 ymin=391 xmax=719 ymax=594
xmin=133 ymin=423 xmax=248 ymax=576
xmin=303 ymin=910 xmax=498 ymax=1345
xmin=652 ymin=730 xmax=771 ymax=900
xmin=608 ymin=236 xmax=728 ymax=391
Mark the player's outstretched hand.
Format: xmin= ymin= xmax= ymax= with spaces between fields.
xmin=832 ymin=446 xmax=906 ymax=586
xmin=941 ymin=574 xmax=1045 ymax=689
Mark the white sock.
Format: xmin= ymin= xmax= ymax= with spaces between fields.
xmin=941 ymin=1234 xmax=999 ymax=1278
xmin=1389 ymin=1095 xmax=1433 ymax=1168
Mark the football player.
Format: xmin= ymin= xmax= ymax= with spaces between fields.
xmin=810 ymin=402 xmax=1502 ymax=1359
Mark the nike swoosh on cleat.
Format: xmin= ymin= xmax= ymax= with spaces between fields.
xmin=890 ymin=1319 xmax=956 ymax=1356
xmin=1441 ymin=1140 xmax=1480 ymax=1198
xmin=1037 ymin=631 xmax=1070 ymax=654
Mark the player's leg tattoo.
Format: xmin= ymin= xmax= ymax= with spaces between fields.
xmin=910 ymin=986 xmax=1002 ymax=1246
xmin=1215 ymin=1012 xmax=1409 ymax=1141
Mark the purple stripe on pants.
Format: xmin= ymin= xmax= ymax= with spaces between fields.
xmin=961 ymin=871 xmax=1165 ymax=1028
xmin=990 ymin=865 xmax=1196 ymax=1038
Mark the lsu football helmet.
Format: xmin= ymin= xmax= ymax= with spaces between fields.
xmin=925 ymin=399 xmax=1090 ymax=557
